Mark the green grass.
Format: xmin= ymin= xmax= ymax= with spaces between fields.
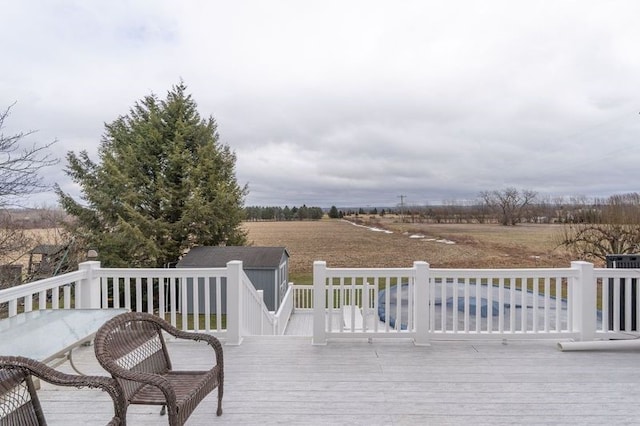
xmin=290 ymin=272 xmax=312 ymax=285
xmin=163 ymin=312 xmax=226 ymax=330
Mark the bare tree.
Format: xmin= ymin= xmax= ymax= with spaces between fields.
xmin=479 ymin=188 xmax=538 ymax=226
xmin=0 ymin=104 xmax=58 ymax=205
xmin=0 ymin=104 xmax=59 ymax=280
xmin=559 ymin=193 xmax=640 ymax=261
xmin=559 ymin=223 xmax=640 ymax=261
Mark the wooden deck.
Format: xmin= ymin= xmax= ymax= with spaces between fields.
xmin=39 ymin=319 xmax=640 ymax=425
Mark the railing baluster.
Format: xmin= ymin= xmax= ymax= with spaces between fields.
xmin=463 ymin=278 xmax=470 ymax=333
xmin=625 ymin=278 xmax=632 ymax=331
xmin=487 ymin=278 xmax=494 ymax=333
xmin=181 ymin=277 xmax=188 ymax=331
xmin=475 ymin=278 xmax=481 ymax=332
xmin=613 ymin=278 xmax=621 ymax=331
xmin=115 ymin=277 xmax=121 ymax=309
xmin=407 ymin=275 xmax=414 ymax=331
xmin=555 ymin=277 xmax=562 ymax=332
xmin=532 ymin=278 xmax=539 ymax=333
xmin=204 ymin=277 xmax=211 ymax=332
xmin=170 ymin=277 xmax=177 ymax=326
xmin=509 ymin=277 xmax=516 ymax=332
xmin=135 ymin=277 xmax=142 ymax=313
xmin=25 ymin=293 xmax=33 ymax=312
xmin=601 ymin=277 xmax=608 ymax=332
xmin=215 ymin=277 xmax=222 ymax=330
xmin=158 ymin=278 xmax=165 ymax=319
xmin=192 ymin=277 xmax=200 ymax=332
xmin=498 ymin=278 xmax=504 ymax=333
xmin=146 ymin=277 xmax=153 ymax=314
xmin=442 ymin=278 xmax=449 ymax=332
xmin=63 ymin=285 xmax=71 ymax=309
xmin=520 ymin=278 xmax=527 ymax=332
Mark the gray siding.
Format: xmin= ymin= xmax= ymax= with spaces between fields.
xmin=246 ymin=270 xmax=277 ymax=311
xmin=185 ymin=276 xmax=228 ymax=314
xmin=179 ymin=246 xmax=290 ymax=314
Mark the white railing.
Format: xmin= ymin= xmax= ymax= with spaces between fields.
xmin=4 ymin=259 xmax=639 ymax=346
xmin=292 ymin=284 xmax=314 ymax=310
xmin=594 ymin=268 xmax=640 ymax=334
xmin=427 ymin=267 xmax=577 ymax=337
xmin=0 ymin=270 xmax=87 ymax=316
xmin=96 ymin=265 xmax=230 ymax=334
xmin=312 ymin=264 xmax=419 ymax=340
xmin=312 ymin=260 xmax=640 ymax=345
xmin=273 ymin=283 xmax=295 ymax=335
xmin=95 ymin=260 xmax=282 ymax=344
xmin=239 ymin=270 xmax=277 ymax=336
xmin=0 ymin=260 xmax=283 ymax=345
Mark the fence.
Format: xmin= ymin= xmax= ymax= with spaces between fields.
xmin=2 ymin=259 xmax=639 ymax=346
xmin=0 ymin=260 xmax=282 ymax=345
xmin=311 ymin=260 xmax=640 ymax=345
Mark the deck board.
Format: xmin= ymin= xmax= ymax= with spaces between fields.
xmin=37 ymin=322 xmax=640 ymax=425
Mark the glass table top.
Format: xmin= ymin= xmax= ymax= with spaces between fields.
xmin=0 ymin=308 xmax=128 ymax=362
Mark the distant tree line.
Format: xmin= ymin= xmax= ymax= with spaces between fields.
xmin=244 ymin=205 xmax=324 ymax=221
xmin=328 ymin=206 xmax=385 ymax=218
xmin=324 ymin=188 xmax=640 ymax=262
xmin=331 ymin=189 xmax=640 ymax=230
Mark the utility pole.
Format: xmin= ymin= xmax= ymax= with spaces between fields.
xmin=398 ymin=195 xmax=406 ymax=222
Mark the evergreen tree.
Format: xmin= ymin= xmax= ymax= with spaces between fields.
xmin=328 ymin=205 xmax=340 ymax=219
xmin=297 ymin=204 xmax=309 ymax=220
xmin=56 ymin=82 xmax=247 ymax=267
xmin=282 ymin=206 xmax=292 ymax=220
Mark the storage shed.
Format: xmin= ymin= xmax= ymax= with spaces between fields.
xmin=177 ymin=246 xmax=290 ymax=312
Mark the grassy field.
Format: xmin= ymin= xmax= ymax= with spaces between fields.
xmin=243 ymin=218 xmax=582 ymax=284
xmin=7 ymin=220 xmax=583 ymax=286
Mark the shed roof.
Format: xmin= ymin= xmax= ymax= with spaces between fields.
xmin=29 ymin=244 xmax=66 ymax=255
xmin=177 ymin=246 xmax=289 ymax=269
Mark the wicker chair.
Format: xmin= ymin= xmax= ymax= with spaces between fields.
xmin=93 ymin=312 xmax=223 ymax=426
xmin=0 ymin=355 xmax=121 ymax=425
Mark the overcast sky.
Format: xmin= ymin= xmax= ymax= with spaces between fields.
xmin=2 ymin=1 xmax=640 ymax=209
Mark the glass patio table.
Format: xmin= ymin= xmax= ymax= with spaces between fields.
xmin=0 ymin=308 xmax=128 ymax=372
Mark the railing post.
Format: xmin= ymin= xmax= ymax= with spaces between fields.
xmin=413 ymin=261 xmax=431 ymax=346
xmin=257 ymin=289 xmax=264 ymax=334
xmin=77 ymin=261 xmax=101 ymax=309
xmin=571 ymin=261 xmax=596 ymax=341
xmin=226 ymin=260 xmax=243 ymax=345
xmin=312 ymin=261 xmax=327 ymax=345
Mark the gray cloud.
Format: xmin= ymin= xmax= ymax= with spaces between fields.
xmin=2 ymin=1 xmax=640 ymax=209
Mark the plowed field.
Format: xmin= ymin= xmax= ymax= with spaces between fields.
xmin=243 ymin=219 xmax=578 ymax=282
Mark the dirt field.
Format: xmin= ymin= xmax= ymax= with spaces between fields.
xmin=7 ymin=220 xmax=581 ymax=284
xmin=243 ymin=218 xmax=580 ymax=282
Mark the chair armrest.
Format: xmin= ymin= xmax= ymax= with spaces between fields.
xmin=0 ymin=356 xmax=122 ymax=424
xmin=0 ymin=356 xmax=118 ymax=394
xmin=163 ymin=329 xmax=224 ymax=367
xmin=140 ymin=314 xmax=224 ymax=369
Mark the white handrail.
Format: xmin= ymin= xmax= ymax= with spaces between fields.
xmin=274 ymin=283 xmax=295 ymax=334
xmin=4 ymin=260 xmax=639 ymax=345
xmin=0 ymin=270 xmax=86 ymax=317
xmin=310 ymin=261 xmax=639 ymax=344
xmin=239 ymin=269 xmax=276 ymax=335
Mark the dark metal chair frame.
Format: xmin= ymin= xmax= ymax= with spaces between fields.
xmin=0 ymin=355 xmax=121 ymax=425
xmin=93 ymin=312 xmax=223 ymax=426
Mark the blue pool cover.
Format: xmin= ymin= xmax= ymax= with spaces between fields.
xmin=378 ymin=284 xmax=509 ymax=329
